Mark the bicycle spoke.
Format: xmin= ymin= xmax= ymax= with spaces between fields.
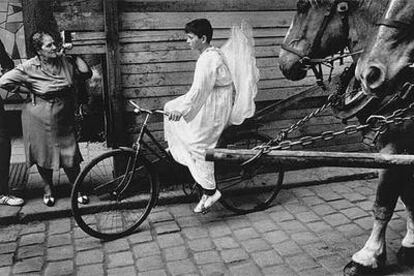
xmin=216 ymin=133 xmax=284 ymax=214
xmin=72 ymin=149 xmax=157 ymax=240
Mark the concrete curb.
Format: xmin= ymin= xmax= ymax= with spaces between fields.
xmin=0 ymin=169 xmax=378 ymax=225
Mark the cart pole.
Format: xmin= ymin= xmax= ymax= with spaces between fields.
xmin=206 ymin=149 xmax=414 ymax=168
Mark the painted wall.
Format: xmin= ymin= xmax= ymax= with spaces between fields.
xmin=0 ymin=0 xmax=26 ymax=106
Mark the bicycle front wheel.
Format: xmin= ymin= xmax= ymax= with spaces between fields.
xmin=71 ymin=149 xmax=158 ymax=240
xmin=216 ymin=132 xmax=285 ymax=214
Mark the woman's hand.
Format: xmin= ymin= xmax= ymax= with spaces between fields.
xmin=168 ymin=111 xmax=182 ymax=121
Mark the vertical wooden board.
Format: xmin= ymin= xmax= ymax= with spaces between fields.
xmin=104 ymin=0 xmax=124 ymax=146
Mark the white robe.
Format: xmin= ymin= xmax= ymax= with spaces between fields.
xmin=164 ymin=47 xmax=233 ymax=189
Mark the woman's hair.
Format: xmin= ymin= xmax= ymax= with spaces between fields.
xmin=30 ymin=31 xmax=53 ymax=54
xmin=185 ymin=18 xmax=213 ymax=43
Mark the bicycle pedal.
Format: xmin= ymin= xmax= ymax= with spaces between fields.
xmin=201 ymin=208 xmax=211 ymax=215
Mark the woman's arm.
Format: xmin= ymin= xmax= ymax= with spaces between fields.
xmin=0 ymin=66 xmax=29 ymax=92
xmin=15 ymin=85 xmax=31 ymax=94
xmin=73 ymin=56 xmax=92 ymax=80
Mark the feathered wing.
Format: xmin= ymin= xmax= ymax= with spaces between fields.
xmin=221 ymin=20 xmax=260 ymax=125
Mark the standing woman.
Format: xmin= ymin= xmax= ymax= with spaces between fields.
xmin=0 ymin=31 xmax=92 ymax=207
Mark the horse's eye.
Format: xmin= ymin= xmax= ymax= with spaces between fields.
xmin=297 ymin=0 xmax=311 ymax=13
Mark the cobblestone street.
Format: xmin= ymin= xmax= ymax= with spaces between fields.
xmin=1 ymin=178 xmax=414 ymax=276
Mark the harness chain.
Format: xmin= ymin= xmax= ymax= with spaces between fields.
xmin=269 ymin=102 xmax=414 ymax=151
xmin=242 ymin=89 xmax=334 ymax=166
xmin=242 ymin=77 xmax=414 ymax=166
xmin=247 ymin=100 xmax=414 ymax=158
xmin=270 ymin=100 xmax=333 ymax=145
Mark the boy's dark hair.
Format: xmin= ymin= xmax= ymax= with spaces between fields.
xmin=185 ymin=18 xmax=213 ymax=43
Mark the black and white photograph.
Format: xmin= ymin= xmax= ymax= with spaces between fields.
xmin=0 ymin=0 xmax=414 ymax=275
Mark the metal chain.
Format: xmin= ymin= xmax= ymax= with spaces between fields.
xmin=275 ymin=100 xmax=332 ymax=144
xmin=266 ymin=60 xmax=359 ymax=148
xmin=243 ymin=98 xmax=334 ymax=164
xmin=270 ymin=124 xmax=368 ymax=150
xmin=267 ymin=99 xmax=331 ymax=145
xmin=264 ymin=102 xmax=414 ymax=151
xmin=241 ymin=95 xmax=414 ymax=168
xmin=251 ymin=97 xmax=333 ymax=154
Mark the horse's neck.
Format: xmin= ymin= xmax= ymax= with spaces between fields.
xmin=348 ymin=0 xmax=390 ymax=56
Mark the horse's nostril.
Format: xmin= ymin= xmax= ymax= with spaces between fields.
xmin=365 ymin=66 xmax=384 ymax=89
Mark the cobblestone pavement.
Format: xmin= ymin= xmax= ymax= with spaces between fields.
xmin=1 ymin=178 xmax=414 ymax=276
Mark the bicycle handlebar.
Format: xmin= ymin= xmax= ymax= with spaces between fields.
xmin=128 ymin=100 xmax=168 ymax=116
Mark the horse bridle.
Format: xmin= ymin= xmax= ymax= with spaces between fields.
xmin=377 ymin=18 xmax=411 ymax=29
xmin=375 ymin=11 xmax=414 ymax=95
xmin=281 ymin=0 xmax=352 ymax=89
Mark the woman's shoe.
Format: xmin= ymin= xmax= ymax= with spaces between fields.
xmin=43 ymin=194 xmax=55 ymax=207
xmin=77 ymin=195 xmax=89 ymax=205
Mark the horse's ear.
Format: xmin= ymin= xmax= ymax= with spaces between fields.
xmin=337 ymin=2 xmax=349 ymax=13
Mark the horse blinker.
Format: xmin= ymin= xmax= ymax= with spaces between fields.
xmin=337 ymin=2 xmax=349 ymax=13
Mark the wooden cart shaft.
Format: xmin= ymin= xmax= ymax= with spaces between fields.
xmin=206 ymin=149 xmax=414 ymax=168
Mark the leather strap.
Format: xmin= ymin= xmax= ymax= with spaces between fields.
xmin=377 ymin=18 xmax=411 ymax=29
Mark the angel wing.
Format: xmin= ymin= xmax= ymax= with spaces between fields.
xmin=221 ymin=20 xmax=260 ymax=125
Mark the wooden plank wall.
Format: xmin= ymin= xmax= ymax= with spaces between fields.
xmin=53 ymin=0 xmax=367 ymax=152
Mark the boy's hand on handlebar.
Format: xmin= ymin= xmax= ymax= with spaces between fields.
xmin=168 ymin=111 xmax=182 ymax=121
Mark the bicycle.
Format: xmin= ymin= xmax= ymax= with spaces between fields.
xmin=71 ymin=100 xmax=284 ymax=240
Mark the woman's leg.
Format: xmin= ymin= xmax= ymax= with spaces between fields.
xmin=64 ymin=164 xmax=88 ymax=204
xmin=37 ymin=165 xmax=55 ymax=207
xmin=36 ymin=165 xmax=53 ymax=196
xmin=63 ymin=164 xmax=80 ymax=185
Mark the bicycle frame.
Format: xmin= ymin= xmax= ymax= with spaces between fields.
xmin=129 ymin=100 xmax=174 ymax=165
xmin=131 ymin=112 xmax=173 ymax=165
xmin=97 ymin=101 xmax=172 ymax=198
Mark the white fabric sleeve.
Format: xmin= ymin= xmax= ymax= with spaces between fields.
xmin=221 ymin=20 xmax=260 ymax=125
xmin=174 ymin=52 xmax=219 ymax=122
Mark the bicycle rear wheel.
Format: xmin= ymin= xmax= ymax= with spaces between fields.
xmin=215 ymin=132 xmax=284 ymax=214
xmin=71 ymin=148 xmax=158 ymax=240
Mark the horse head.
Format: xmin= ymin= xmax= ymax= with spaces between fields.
xmin=279 ymin=0 xmax=357 ymax=81
xmin=356 ymin=0 xmax=414 ymax=96
xmin=279 ymin=0 xmax=389 ymax=82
